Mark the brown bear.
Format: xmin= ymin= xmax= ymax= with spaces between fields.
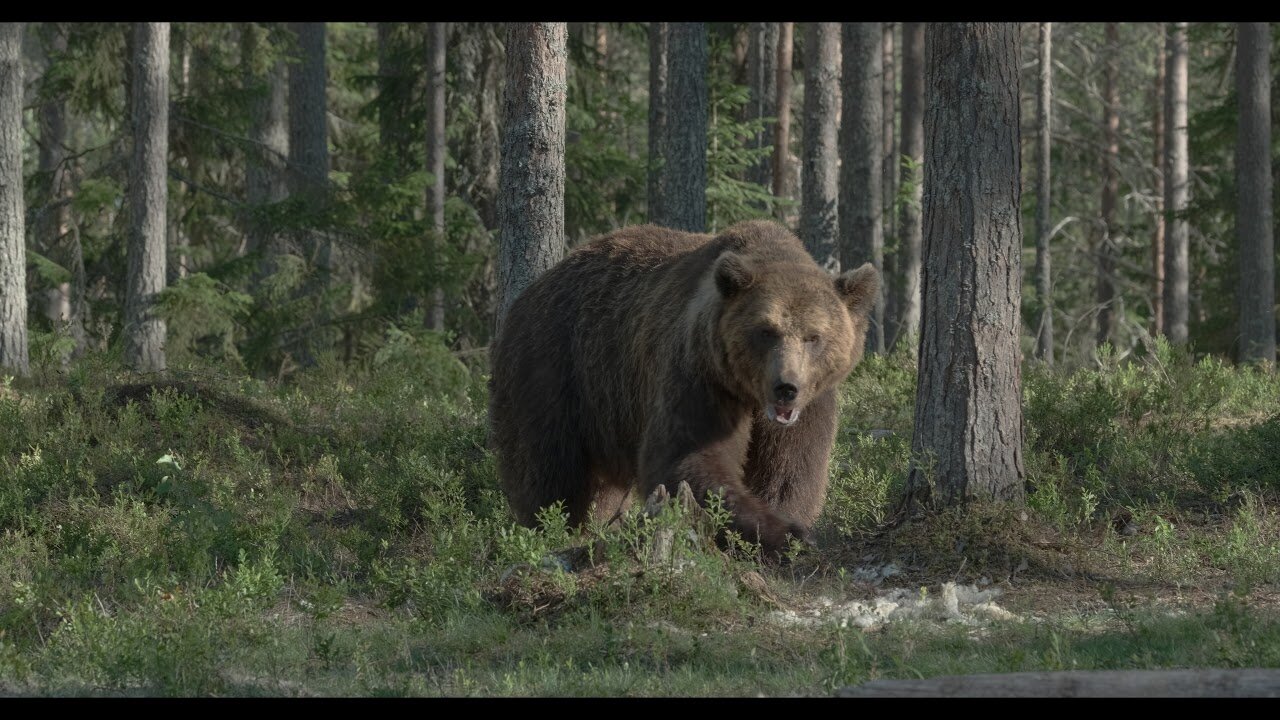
xmin=488 ymin=220 xmax=879 ymax=555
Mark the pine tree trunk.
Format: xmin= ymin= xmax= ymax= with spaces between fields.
xmin=496 ymin=23 xmax=566 ymax=336
xmin=773 ymin=22 xmax=794 ymax=206
xmin=0 ymin=23 xmax=27 ymax=377
xmin=168 ymin=32 xmax=190 ymax=283
xmin=1162 ymin=22 xmax=1189 ymax=345
xmin=839 ymin=23 xmax=884 ymax=354
xmin=907 ymin=22 xmax=1026 ymax=507
xmin=1236 ymin=22 xmax=1276 ymax=364
xmin=1152 ymin=24 xmax=1166 ymax=337
xmin=894 ymin=21 xmax=925 ymax=350
xmin=288 ymin=22 xmax=329 ymax=259
xmin=38 ymin=22 xmax=85 ymax=356
xmin=801 ymin=23 xmax=840 ymax=271
xmin=882 ymin=23 xmax=898 ymax=339
xmin=456 ymin=23 xmax=500 ymax=231
xmin=647 ymin=22 xmax=669 ymax=225
xmin=426 ymin=21 xmax=447 ymax=332
xmin=1097 ymin=22 xmax=1120 ymax=349
xmin=746 ymin=23 xmax=779 ymax=190
xmin=242 ymin=23 xmax=289 ymax=261
xmin=124 ymin=22 xmax=169 ymax=373
xmin=658 ymin=23 xmax=708 ymax=233
xmin=1034 ymin=22 xmax=1054 ymax=365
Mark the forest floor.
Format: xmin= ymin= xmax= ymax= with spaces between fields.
xmin=1 ymin=339 xmax=1278 ymax=696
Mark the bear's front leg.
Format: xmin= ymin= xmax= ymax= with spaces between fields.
xmin=639 ymin=415 xmax=805 ymax=556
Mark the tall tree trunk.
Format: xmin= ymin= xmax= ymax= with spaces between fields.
xmin=840 ymin=23 xmax=884 ymax=353
xmin=1236 ymin=22 xmax=1276 ymax=364
xmin=38 ymin=22 xmax=85 ymax=357
xmin=647 ymin=22 xmax=669 ymax=225
xmin=168 ymin=32 xmax=190 ymax=283
xmin=288 ymin=22 xmax=329 ymax=246
xmin=124 ymin=22 xmax=169 ymax=373
xmin=801 ymin=23 xmax=840 ymax=271
xmin=0 ymin=23 xmax=27 ymax=377
xmin=1152 ymin=24 xmax=1166 ymax=336
xmin=595 ymin=22 xmax=610 ymax=71
xmin=773 ymin=22 xmax=794 ymax=206
xmin=657 ymin=23 xmax=708 ymax=233
xmin=1162 ymin=22 xmax=1189 ymax=346
xmin=1034 ymin=22 xmax=1054 ymax=365
xmin=426 ymin=22 xmax=447 ymax=332
xmin=496 ymin=23 xmax=566 ymax=336
xmin=746 ymin=23 xmax=779 ymax=190
xmin=907 ymin=22 xmax=1025 ymax=507
xmin=893 ymin=21 xmax=925 ymax=350
xmin=1097 ymin=22 xmax=1120 ymax=349
xmin=242 ymin=23 xmax=289 ymax=261
xmin=287 ymin=22 xmax=330 ymax=362
xmin=882 ymin=23 xmax=898 ymax=339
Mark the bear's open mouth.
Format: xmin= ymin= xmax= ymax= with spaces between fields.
xmin=766 ymin=404 xmax=801 ymax=426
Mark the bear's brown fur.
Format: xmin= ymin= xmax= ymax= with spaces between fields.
xmin=489 ymin=220 xmax=879 ymax=555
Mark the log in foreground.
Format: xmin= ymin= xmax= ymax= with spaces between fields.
xmin=839 ymin=669 xmax=1280 ymax=697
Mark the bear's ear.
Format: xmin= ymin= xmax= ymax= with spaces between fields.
xmin=834 ymin=263 xmax=881 ymax=318
xmin=714 ymin=251 xmax=756 ymax=297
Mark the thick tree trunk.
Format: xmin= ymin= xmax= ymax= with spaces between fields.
xmin=287 ymin=22 xmax=331 ymax=362
xmin=1097 ymin=23 xmax=1120 ymax=349
xmin=882 ymin=23 xmax=898 ymax=339
xmin=1034 ymin=22 xmax=1054 ymax=365
xmin=168 ymin=34 xmax=190 ymax=283
xmin=1236 ymin=22 xmax=1276 ymax=364
xmin=1162 ymin=22 xmax=1189 ymax=345
xmin=242 ymin=23 xmax=289 ymax=260
xmin=426 ymin=22 xmax=447 ymax=332
xmin=839 ymin=22 xmax=884 ymax=353
xmin=658 ymin=23 xmax=708 ymax=233
xmin=1152 ymin=24 xmax=1166 ymax=336
xmin=907 ymin=22 xmax=1025 ymax=507
xmin=124 ymin=22 xmax=169 ymax=373
xmin=0 ymin=23 xmax=27 ymax=376
xmin=800 ymin=23 xmax=840 ymax=271
xmin=496 ymin=23 xmax=566 ymax=336
xmin=773 ymin=22 xmax=793 ymax=206
xmin=647 ymin=22 xmax=669 ymax=225
xmin=893 ymin=21 xmax=925 ymax=350
xmin=746 ymin=23 xmax=779 ymax=190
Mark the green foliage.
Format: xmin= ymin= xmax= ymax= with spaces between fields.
xmin=156 ymin=273 xmax=253 ymax=367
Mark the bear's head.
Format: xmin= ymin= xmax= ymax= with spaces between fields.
xmin=714 ymin=247 xmax=880 ymax=426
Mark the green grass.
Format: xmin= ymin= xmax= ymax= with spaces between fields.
xmin=0 ymin=334 xmax=1278 ymax=696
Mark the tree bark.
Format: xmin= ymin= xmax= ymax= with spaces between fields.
xmin=1034 ymin=22 xmax=1054 ymax=365
xmin=496 ymin=23 xmax=566 ymax=336
xmin=124 ymin=22 xmax=169 ymax=373
xmin=1236 ymin=22 xmax=1276 ymax=364
xmin=1152 ymin=24 xmax=1166 ymax=336
xmin=426 ymin=21 xmax=447 ymax=332
xmin=647 ymin=22 xmax=669 ymax=225
xmin=0 ymin=23 xmax=27 ymax=377
xmin=773 ymin=22 xmax=794 ymax=206
xmin=893 ymin=21 xmax=925 ymax=350
xmin=455 ymin=23 xmax=500 ymax=231
xmin=882 ymin=23 xmax=898 ymax=339
xmin=288 ymin=22 xmax=329 ymax=265
xmin=746 ymin=23 xmax=779 ymax=190
xmin=1097 ymin=22 xmax=1120 ymax=349
xmin=242 ymin=23 xmax=289 ymax=261
xmin=657 ymin=23 xmax=708 ymax=233
xmin=907 ymin=22 xmax=1025 ymax=507
xmin=839 ymin=22 xmax=884 ymax=353
xmin=801 ymin=23 xmax=840 ymax=271
xmin=1162 ymin=22 xmax=1189 ymax=346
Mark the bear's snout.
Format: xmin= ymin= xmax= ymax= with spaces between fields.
xmin=774 ymin=383 xmax=798 ymax=403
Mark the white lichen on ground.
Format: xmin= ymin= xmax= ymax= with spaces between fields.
xmin=770 ymin=580 xmax=1020 ymax=629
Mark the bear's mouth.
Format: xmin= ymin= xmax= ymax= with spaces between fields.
xmin=766 ymin=404 xmax=801 ymax=426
